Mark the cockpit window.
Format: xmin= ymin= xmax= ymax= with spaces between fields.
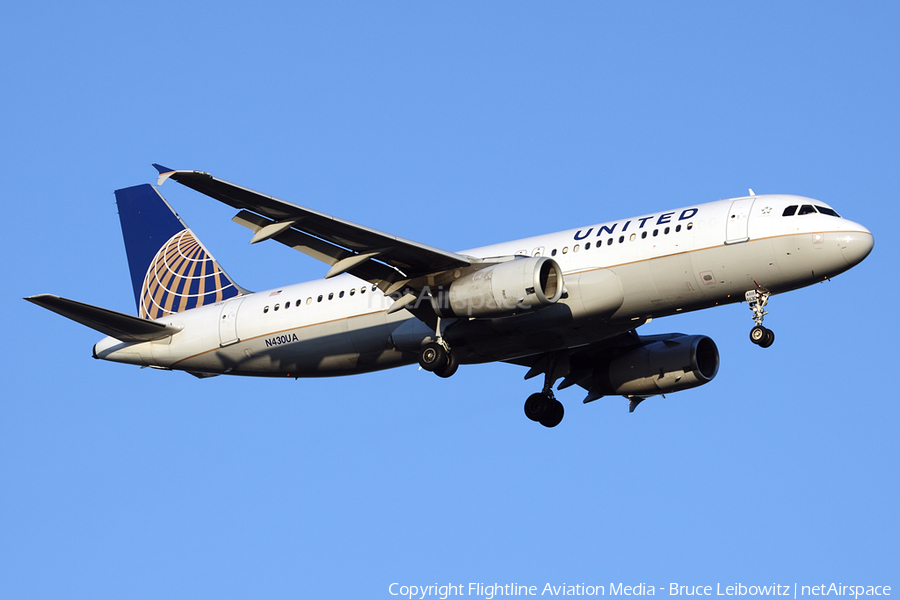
xmin=783 ymin=204 xmax=841 ymax=218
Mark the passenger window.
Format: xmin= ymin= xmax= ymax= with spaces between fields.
xmin=618 ymin=236 xmax=624 ymax=243
xmin=641 ymin=231 xmax=647 ymax=239
xmin=296 ymin=299 xmax=301 ymax=307
xmin=664 ymin=227 xmax=670 ymax=234
xmin=350 ymin=289 xmax=356 ymax=296
xmin=798 ymin=205 xmax=816 ymax=215
xmin=687 ymin=222 xmax=693 ymax=230
xmin=607 ymin=238 xmax=613 ymax=246
xmin=816 ymin=205 xmax=841 ymax=217
xmin=585 ymin=242 xmax=591 ymax=250
xmin=372 ymin=285 xmax=377 ymax=291
xmin=629 ymin=233 xmax=636 ymax=241
xmin=562 ymin=247 xmax=568 ymax=254
xmin=339 ymin=291 xmax=345 ymax=298
xmin=653 ymin=229 xmax=659 ymax=237
xmin=317 ymin=295 xmax=323 ymax=302
xmin=274 ymin=304 xmax=280 ymax=311
xmin=675 ymin=224 xmax=681 ymax=232
xmin=360 ymin=287 xmax=366 ymax=294
xmin=284 ymin=302 xmax=289 ymax=309
xmin=551 ymin=249 xmax=558 ymax=256
xmin=573 ymin=244 xmax=579 ymax=252
xmin=307 ymin=297 xmax=312 ymax=305
xmin=328 ymin=292 xmax=334 ymax=300
xmin=783 ymin=205 xmax=798 ymax=216
xmin=263 ymin=306 xmax=269 ymax=313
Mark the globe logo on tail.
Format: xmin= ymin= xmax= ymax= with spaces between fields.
xmin=140 ymin=229 xmax=240 ymax=320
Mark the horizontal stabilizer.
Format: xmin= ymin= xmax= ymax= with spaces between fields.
xmin=25 ymin=294 xmax=182 ymax=342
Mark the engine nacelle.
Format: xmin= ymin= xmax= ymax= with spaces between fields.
xmin=597 ymin=335 xmax=719 ymax=396
xmin=434 ymin=256 xmax=564 ymax=318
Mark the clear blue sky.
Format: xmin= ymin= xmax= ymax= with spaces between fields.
xmin=2 ymin=2 xmax=897 ymax=598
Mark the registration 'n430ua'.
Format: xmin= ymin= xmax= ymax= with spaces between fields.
xmin=265 ymin=334 xmax=299 ymax=348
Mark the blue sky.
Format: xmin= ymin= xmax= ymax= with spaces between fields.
xmin=1 ymin=2 xmax=897 ymax=598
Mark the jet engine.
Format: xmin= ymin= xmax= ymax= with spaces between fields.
xmin=593 ymin=334 xmax=719 ymax=396
xmin=433 ymin=256 xmax=564 ymax=318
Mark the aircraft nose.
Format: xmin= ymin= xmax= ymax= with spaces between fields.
xmin=839 ymin=226 xmax=874 ymax=267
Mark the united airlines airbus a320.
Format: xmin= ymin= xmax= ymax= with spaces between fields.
xmin=27 ymin=165 xmax=873 ymax=427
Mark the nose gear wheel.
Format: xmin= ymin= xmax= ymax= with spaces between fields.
xmin=749 ymin=325 xmax=775 ymax=348
xmin=746 ymin=287 xmax=775 ymax=348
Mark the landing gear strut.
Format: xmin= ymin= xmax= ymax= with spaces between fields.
xmin=746 ymin=288 xmax=775 ymax=348
xmin=523 ymin=353 xmax=566 ymax=428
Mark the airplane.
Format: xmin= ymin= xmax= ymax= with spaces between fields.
xmin=26 ymin=165 xmax=874 ymax=427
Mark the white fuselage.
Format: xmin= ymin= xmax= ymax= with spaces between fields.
xmin=93 ymin=194 xmax=873 ymax=377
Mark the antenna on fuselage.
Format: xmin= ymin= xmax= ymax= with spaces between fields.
xmin=749 ymin=188 xmax=756 ymax=196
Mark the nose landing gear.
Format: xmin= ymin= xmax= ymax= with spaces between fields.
xmin=746 ymin=288 xmax=775 ymax=348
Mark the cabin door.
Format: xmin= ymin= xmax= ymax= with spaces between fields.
xmin=725 ymin=198 xmax=755 ymax=244
xmin=218 ymin=297 xmax=245 ymax=347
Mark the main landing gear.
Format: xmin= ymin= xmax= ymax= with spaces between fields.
xmin=418 ymin=317 xmax=458 ymax=378
xmin=524 ymin=391 xmax=564 ymax=428
xmin=746 ymin=288 xmax=775 ymax=348
xmin=418 ymin=340 xmax=459 ymax=378
xmin=523 ymin=353 xmax=566 ymax=428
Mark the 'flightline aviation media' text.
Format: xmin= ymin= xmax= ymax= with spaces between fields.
xmin=388 ymin=583 xmax=892 ymax=600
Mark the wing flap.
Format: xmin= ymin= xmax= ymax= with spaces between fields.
xmin=25 ymin=294 xmax=182 ymax=342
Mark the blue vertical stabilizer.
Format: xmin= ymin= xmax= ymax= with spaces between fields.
xmin=114 ymin=184 xmax=242 ymax=319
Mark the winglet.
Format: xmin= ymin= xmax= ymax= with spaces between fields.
xmin=152 ymin=163 xmax=177 ymax=186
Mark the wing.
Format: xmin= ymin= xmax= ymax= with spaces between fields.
xmin=505 ymin=330 xmax=644 ymax=402
xmin=507 ymin=329 xmax=714 ymax=412
xmin=153 ymin=165 xmax=472 ymax=294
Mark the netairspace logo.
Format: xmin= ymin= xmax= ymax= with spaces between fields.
xmin=387 ymin=583 xmax=892 ymax=600
xmin=669 ymin=584 xmax=892 ymax=599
